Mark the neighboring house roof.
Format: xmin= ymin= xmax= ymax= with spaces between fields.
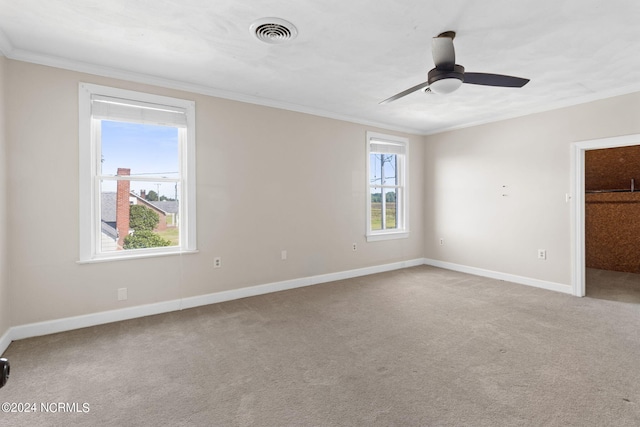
xmin=101 ymin=220 xmax=118 ymax=240
xmin=131 ymin=194 xmax=169 ymax=215
xmin=101 ymin=192 xmax=118 ymax=239
xmin=99 ymin=192 xmax=177 ymax=239
xmin=148 ymin=200 xmax=179 ymax=214
xmin=102 ymin=192 xmax=117 ymax=222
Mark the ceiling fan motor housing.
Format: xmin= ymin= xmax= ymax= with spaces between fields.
xmin=428 ymin=65 xmax=465 ymax=94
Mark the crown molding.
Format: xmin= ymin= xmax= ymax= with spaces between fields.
xmin=5 ymin=46 xmax=423 ymax=136
xmin=423 ymin=83 xmax=640 ymax=136
xmin=4 ymin=38 xmax=640 ymax=137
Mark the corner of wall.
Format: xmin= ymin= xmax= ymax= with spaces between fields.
xmin=421 ymin=132 xmax=432 ymax=261
xmin=0 ymin=55 xmax=12 ymax=355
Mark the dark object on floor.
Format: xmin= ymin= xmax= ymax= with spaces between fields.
xmin=0 ymin=358 xmax=9 ymax=388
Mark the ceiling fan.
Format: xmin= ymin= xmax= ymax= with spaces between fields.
xmin=380 ymin=31 xmax=530 ymax=104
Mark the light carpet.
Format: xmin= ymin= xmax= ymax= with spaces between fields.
xmin=1 ymin=265 xmax=639 ymax=426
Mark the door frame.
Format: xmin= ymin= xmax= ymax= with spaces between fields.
xmin=571 ymin=134 xmax=640 ymax=296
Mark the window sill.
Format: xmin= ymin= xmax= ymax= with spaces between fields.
xmin=77 ymin=249 xmax=199 ymax=264
xmin=366 ymin=231 xmax=409 ymax=242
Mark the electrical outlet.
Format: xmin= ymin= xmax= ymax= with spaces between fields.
xmin=537 ymin=249 xmax=547 ymax=260
xmin=281 ymin=250 xmax=287 ymax=260
xmin=117 ymin=288 xmax=127 ymax=301
xmin=352 ymin=243 xmax=357 ymax=251
xmin=214 ymin=257 xmax=222 ymax=268
xmin=439 ymin=238 xmax=445 ymax=246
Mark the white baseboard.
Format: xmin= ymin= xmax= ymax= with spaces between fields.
xmin=10 ymin=300 xmax=182 ymax=342
xmin=0 ymin=257 xmax=571 ymax=356
xmin=0 ymin=329 xmax=11 ymax=357
xmin=1 ymin=258 xmax=425 ymax=355
xmin=173 ymin=258 xmax=424 ymax=310
xmin=423 ymin=258 xmax=572 ymax=295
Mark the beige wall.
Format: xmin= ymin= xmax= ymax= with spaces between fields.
xmin=424 ymin=92 xmax=640 ymax=286
xmin=0 ymin=56 xmax=10 ymax=339
xmin=5 ymin=59 xmax=424 ymax=326
xmin=6 ymin=55 xmax=640 ymax=331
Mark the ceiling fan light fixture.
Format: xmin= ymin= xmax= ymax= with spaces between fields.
xmin=429 ymin=77 xmax=463 ymax=94
xmin=379 ymin=31 xmax=530 ymax=104
xmin=427 ymin=65 xmax=465 ymax=95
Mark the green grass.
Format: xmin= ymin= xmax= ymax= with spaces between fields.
xmin=156 ymin=227 xmax=179 ymax=245
xmin=371 ymin=202 xmax=396 ymax=230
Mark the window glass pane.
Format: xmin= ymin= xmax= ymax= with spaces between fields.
xmin=370 ymin=153 xmax=382 ymax=185
xmin=383 ymin=155 xmax=397 ymax=186
xmin=370 ymin=188 xmax=382 ymax=231
xmin=369 ymin=153 xmax=397 ymax=186
xmin=384 ymin=189 xmax=398 ymax=229
xmin=100 ymin=179 xmax=180 ymax=252
xmin=101 ymin=121 xmax=179 ymax=179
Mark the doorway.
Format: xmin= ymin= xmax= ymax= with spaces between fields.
xmin=572 ymin=134 xmax=640 ymax=297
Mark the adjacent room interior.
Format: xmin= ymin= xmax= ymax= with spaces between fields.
xmin=1 ymin=1 xmax=640 ymax=425
xmin=585 ymin=145 xmax=640 ymax=303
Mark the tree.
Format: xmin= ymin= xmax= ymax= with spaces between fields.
xmin=386 ymin=192 xmax=396 ymax=203
xmin=146 ymin=190 xmax=159 ymax=201
xmin=124 ymin=205 xmax=171 ymax=249
xmin=129 ymin=205 xmax=159 ymax=231
xmin=123 ymin=231 xmax=171 ymax=249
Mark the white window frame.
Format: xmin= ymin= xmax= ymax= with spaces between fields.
xmin=366 ymin=131 xmax=409 ymax=242
xmin=78 ymin=83 xmax=197 ymax=262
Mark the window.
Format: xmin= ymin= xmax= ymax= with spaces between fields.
xmin=366 ymin=132 xmax=408 ymax=241
xmin=79 ymin=83 xmax=196 ymax=262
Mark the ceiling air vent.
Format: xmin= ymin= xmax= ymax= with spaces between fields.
xmin=250 ymin=18 xmax=298 ymax=44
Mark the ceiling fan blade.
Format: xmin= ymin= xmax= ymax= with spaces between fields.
xmin=432 ymin=35 xmax=455 ymax=70
xmin=463 ymin=72 xmax=529 ymax=87
xmin=379 ymin=81 xmax=430 ymax=104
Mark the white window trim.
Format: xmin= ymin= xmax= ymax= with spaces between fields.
xmin=78 ymin=83 xmax=197 ymax=263
xmin=366 ymin=131 xmax=409 ymax=242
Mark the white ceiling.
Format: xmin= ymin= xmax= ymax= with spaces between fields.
xmin=1 ymin=0 xmax=639 ymax=135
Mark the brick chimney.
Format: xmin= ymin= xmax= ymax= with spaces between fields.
xmin=140 ymin=189 xmax=146 ymax=200
xmin=116 ymin=168 xmax=131 ymax=249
